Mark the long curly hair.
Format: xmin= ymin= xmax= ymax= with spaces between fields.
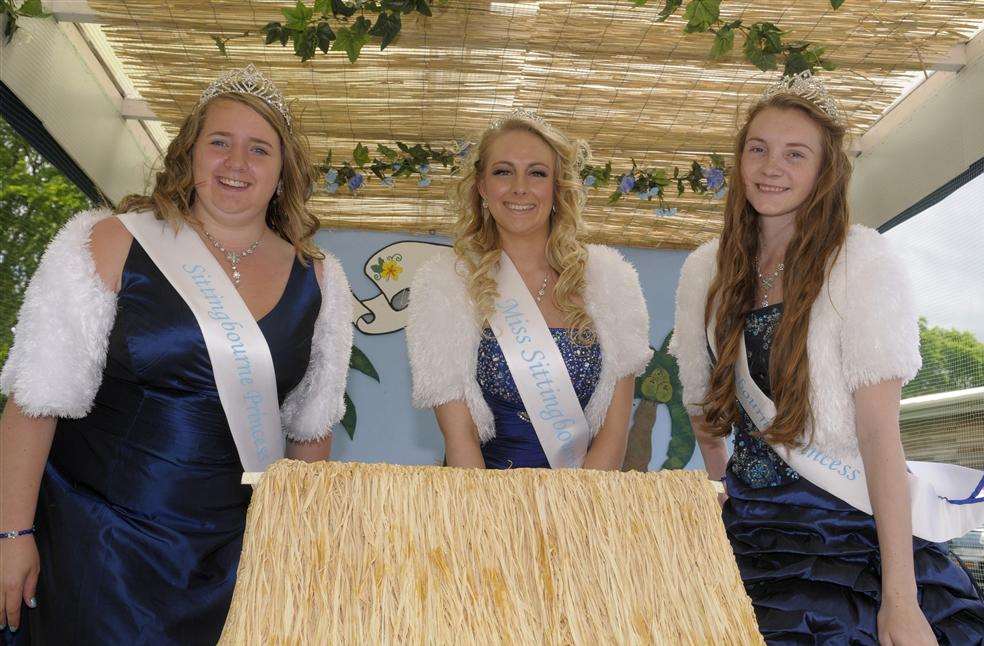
xmin=702 ymin=94 xmax=851 ymax=446
xmin=117 ymin=93 xmax=323 ymax=262
xmin=450 ymin=116 xmax=594 ymax=342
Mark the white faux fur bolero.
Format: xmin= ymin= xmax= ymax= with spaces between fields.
xmin=406 ymin=244 xmax=653 ymax=443
xmin=0 ymin=208 xmax=353 ymax=442
xmin=668 ymin=224 xmax=922 ymax=458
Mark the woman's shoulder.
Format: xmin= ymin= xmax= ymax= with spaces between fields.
xmin=836 ymin=224 xmax=903 ymax=277
xmin=584 ymin=243 xmax=637 ymax=281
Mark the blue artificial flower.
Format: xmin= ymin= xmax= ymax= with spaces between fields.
xmin=381 ymin=176 xmax=396 ymax=188
xmin=326 ymin=182 xmax=339 ymax=194
xmin=418 ymin=177 xmax=432 ymax=188
xmin=583 ymin=175 xmax=597 ymax=187
xmin=714 ymin=186 xmax=727 ymax=200
xmin=324 ymin=168 xmax=338 ymax=184
xmin=618 ymin=174 xmax=636 ymax=193
xmin=454 ymin=140 xmax=473 ymax=158
xmin=702 ymin=167 xmax=725 ymax=191
xmin=348 ymin=173 xmax=365 ymax=192
xmin=392 ymin=162 xmax=402 ymax=171
xmin=648 ymin=187 xmax=662 ymax=200
xmin=654 ymin=207 xmax=678 ymax=217
xmin=419 ymin=164 xmax=430 ymax=174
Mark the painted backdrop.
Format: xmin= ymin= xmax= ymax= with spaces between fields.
xmin=317 ymin=229 xmax=705 ymax=472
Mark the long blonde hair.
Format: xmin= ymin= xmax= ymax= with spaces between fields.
xmin=450 ymin=116 xmax=593 ymax=341
xmin=117 ymin=93 xmax=323 ymax=261
xmin=702 ymin=94 xmax=851 ymax=446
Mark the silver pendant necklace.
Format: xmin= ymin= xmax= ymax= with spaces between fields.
xmin=534 ymin=273 xmax=549 ymax=304
xmin=756 ymin=260 xmax=784 ymax=308
xmin=202 ymin=229 xmax=263 ymax=287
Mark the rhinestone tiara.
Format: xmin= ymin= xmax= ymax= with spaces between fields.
xmin=197 ymin=64 xmax=292 ymax=129
xmin=488 ymin=108 xmax=591 ymax=169
xmin=760 ymin=69 xmax=841 ymax=122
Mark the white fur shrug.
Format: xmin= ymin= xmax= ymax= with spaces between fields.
xmin=406 ymin=244 xmax=653 ymax=443
xmin=0 ymin=208 xmax=353 ymax=442
xmin=668 ymin=224 xmax=922 ymax=458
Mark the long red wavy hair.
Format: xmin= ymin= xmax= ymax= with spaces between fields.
xmin=702 ymin=94 xmax=851 ymax=446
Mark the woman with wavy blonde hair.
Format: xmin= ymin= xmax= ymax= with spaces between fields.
xmin=406 ymin=110 xmax=652 ymax=470
xmin=669 ymin=75 xmax=984 ymax=643
xmin=0 ymin=65 xmax=353 ymax=642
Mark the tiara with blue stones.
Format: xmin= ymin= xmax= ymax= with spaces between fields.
xmin=197 ymin=64 xmax=292 ymax=129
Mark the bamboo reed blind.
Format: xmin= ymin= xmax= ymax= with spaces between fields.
xmin=89 ymin=0 xmax=984 ymax=248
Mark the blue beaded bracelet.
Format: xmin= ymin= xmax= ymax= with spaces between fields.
xmin=0 ymin=527 xmax=35 ymax=539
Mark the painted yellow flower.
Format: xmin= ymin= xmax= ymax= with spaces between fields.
xmin=380 ymin=258 xmax=403 ymax=281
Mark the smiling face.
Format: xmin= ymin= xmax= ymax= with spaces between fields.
xmin=740 ymin=107 xmax=824 ymax=221
xmin=191 ymin=98 xmax=283 ymax=225
xmin=477 ymin=129 xmax=556 ymax=240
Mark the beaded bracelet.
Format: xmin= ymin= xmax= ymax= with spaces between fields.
xmin=0 ymin=527 xmax=35 ymax=540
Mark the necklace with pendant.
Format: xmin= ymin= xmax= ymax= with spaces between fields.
xmin=534 ymin=273 xmax=549 ymax=304
xmin=756 ymin=260 xmax=784 ymax=308
xmin=202 ymin=228 xmax=263 ymax=287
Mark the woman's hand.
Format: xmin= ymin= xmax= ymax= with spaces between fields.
xmin=1 ymin=535 xmax=40 ymax=632
xmin=876 ymin=595 xmax=938 ymax=646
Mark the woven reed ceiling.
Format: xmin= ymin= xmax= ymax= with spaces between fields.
xmin=90 ymin=0 xmax=984 ymax=249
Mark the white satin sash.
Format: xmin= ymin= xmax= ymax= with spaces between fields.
xmin=489 ymin=253 xmax=590 ymax=468
xmin=708 ymin=320 xmax=984 ymax=543
xmin=120 ymin=213 xmax=284 ymax=472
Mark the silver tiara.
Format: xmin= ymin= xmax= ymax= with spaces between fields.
xmin=492 ymin=107 xmax=550 ymax=130
xmin=760 ymin=70 xmax=841 ymax=121
xmin=197 ymin=64 xmax=292 ymax=129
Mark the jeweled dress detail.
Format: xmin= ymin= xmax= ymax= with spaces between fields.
xmin=722 ymin=303 xmax=984 ymax=645
xmin=25 ymin=240 xmax=321 ymax=645
xmin=476 ymin=329 xmax=602 ymax=469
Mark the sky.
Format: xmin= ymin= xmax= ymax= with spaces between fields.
xmin=884 ymin=173 xmax=984 ymax=341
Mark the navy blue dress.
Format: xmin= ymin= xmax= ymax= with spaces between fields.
xmin=723 ymin=304 xmax=984 ymax=645
xmin=476 ymin=329 xmax=602 ymax=469
xmin=20 ymin=240 xmax=320 ymax=645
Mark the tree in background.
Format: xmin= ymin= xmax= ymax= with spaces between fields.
xmin=0 ymin=117 xmax=91 ymax=374
xmin=903 ymin=317 xmax=984 ymax=398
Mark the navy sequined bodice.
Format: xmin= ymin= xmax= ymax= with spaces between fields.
xmin=730 ymin=303 xmax=801 ymax=488
xmin=476 ymin=329 xmax=602 ymax=469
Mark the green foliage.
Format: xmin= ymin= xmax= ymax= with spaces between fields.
xmin=588 ymin=154 xmax=727 ymax=209
xmin=630 ymin=0 xmax=842 ymax=74
xmin=903 ymin=318 xmax=984 ymax=398
xmin=253 ymin=0 xmax=435 ymax=63
xmin=0 ymin=117 xmax=92 ymax=374
xmin=1 ymin=0 xmax=51 ymax=44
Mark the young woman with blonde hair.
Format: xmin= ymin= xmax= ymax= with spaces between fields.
xmin=670 ymin=75 xmax=984 ymax=644
xmin=406 ymin=110 xmax=652 ymax=470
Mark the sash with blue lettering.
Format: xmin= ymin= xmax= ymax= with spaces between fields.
xmin=120 ymin=212 xmax=284 ymax=472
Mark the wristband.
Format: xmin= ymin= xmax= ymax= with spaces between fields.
xmin=0 ymin=527 xmax=35 ymax=539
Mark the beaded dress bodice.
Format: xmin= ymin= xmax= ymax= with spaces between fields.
xmin=729 ymin=303 xmax=801 ymax=488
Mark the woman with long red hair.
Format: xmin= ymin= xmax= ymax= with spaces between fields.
xmin=670 ymin=74 xmax=984 ymax=644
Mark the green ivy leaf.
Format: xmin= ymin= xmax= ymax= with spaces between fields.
xmin=608 ymin=190 xmax=622 ymax=205
xmin=18 ymin=0 xmax=47 ymax=18
xmin=212 ymin=36 xmax=228 ymax=57
xmin=631 ymin=0 xmax=650 ymax=5
xmin=262 ymin=21 xmax=283 ymax=45
xmin=743 ymin=25 xmax=779 ymax=71
xmin=369 ymin=11 xmax=402 ymax=49
xmin=333 ymin=24 xmax=371 ymax=62
xmin=656 ymin=0 xmax=683 ymax=22
xmin=710 ymin=26 xmax=734 ymax=59
xmin=353 ymin=142 xmax=371 ymax=166
xmin=414 ymin=0 xmax=433 ymax=17
xmin=314 ymin=0 xmax=331 ymax=17
xmin=784 ymin=51 xmax=808 ymax=75
xmin=282 ymin=0 xmax=313 ymax=30
xmin=682 ymin=0 xmax=720 ymax=33
xmin=331 ymin=0 xmax=357 ymax=17
xmin=341 ymin=391 xmax=356 ymax=439
xmin=710 ymin=153 xmax=725 ymax=168
xmin=316 ymin=21 xmax=335 ymax=53
xmin=350 ymin=345 xmax=380 ymax=381
xmin=377 ymin=144 xmax=399 ymax=160
xmin=830 ymin=0 xmax=845 ymax=9
xmin=293 ymin=26 xmax=318 ymax=61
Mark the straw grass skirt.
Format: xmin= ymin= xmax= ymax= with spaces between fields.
xmin=220 ymin=461 xmax=762 ymax=645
